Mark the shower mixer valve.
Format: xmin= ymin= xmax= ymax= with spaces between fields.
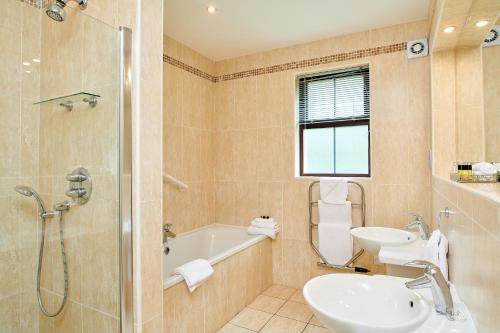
xmin=65 ymin=167 xmax=92 ymax=205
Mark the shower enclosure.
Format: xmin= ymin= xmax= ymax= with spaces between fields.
xmin=0 ymin=1 xmax=132 ymax=332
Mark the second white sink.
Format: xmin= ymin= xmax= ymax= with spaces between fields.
xmin=351 ymin=227 xmax=417 ymax=255
xmin=303 ymin=274 xmax=430 ymax=333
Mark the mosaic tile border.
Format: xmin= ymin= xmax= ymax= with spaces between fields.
xmin=163 ymin=42 xmax=407 ymax=83
xmin=163 ymin=55 xmax=217 ymax=82
xmin=20 ymin=0 xmax=50 ymax=9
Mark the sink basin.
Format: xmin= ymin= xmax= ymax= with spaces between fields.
xmin=350 ymin=227 xmax=417 ymax=255
xmin=303 ymin=274 xmax=430 ymax=333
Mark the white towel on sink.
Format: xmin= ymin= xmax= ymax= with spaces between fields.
xmin=174 ymin=259 xmax=213 ymax=292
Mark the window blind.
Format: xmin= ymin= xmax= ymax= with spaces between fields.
xmin=298 ymin=66 xmax=370 ymax=125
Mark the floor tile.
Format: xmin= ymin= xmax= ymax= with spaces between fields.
xmin=229 ymin=308 xmax=272 ymax=331
xmin=309 ymin=316 xmax=325 ymax=328
xmin=260 ymin=315 xmax=306 ymax=333
xmin=276 ymin=300 xmax=313 ymax=323
xmin=289 ymin=289 xmax=306 ymax=304
xmin=217 ymin=323 xmax=255 ymax=333
xmin=248 ymin=295 xmax=286 ymax=314
xmin=303 ymin=324 xmax=330 ymax=333
xmin=262 ymin=285 xmax=297 ymax=300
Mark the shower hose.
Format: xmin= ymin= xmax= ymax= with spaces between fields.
xmin=37 ymin=211 xmax=69 ymax=317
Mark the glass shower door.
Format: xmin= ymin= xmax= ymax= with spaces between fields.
xmin=0 ymin=1 xmax=129 ymax=332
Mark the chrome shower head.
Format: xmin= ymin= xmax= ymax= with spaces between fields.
xmin=14 ymin=185 xmax=46 ymax=214
xmin=15 ymin=185 xmax=34 ymax=197
xmin=46 ymin=2 xmax=66 ymax=22
xmin=45 ymin=0 xmax=88 ymax=22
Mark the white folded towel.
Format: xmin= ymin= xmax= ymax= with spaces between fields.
xmin=320 ymin=178 xmax=348 ymax=204
xmin=319 ymin=223 xmax=353 ymax=265
xmin=423 ymin=230 xmax=449 ymax=280
xmin=318 ymin=201 xmax=352 ymax=225
xmin=247 ymin=225 xmax=279 ymax=239
xmin=438 ymin=234 xmax=449 ymax=280
xmin=174 ymin=259 xmax=214 ymax=292
xmin=472 ymin=162 xmax=497 ymax=175
xmin=251 ymin=218 xmax=276 ymax=229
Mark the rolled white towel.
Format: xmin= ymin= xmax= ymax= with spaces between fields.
xmin=174 ymin=259 xmax=214 ymax=292
xmin=423 ymin=230 xmax=440 ymax=267
xmin=247 ymin=225 xmax=279 ymax=239
xmin=438 ymin=234 xmax=449 ymax=280
xmin=251 ymin=218 xmax=276 ymax=229
xmin=472 ymin=162 xmax=496 ymax=175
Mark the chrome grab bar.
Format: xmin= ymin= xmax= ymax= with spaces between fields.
xmin=308 ymin=180 xmax=369 ymax=272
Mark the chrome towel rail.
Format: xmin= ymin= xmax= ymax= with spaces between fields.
xmin=308 ymin=180 xmax=369 ymax=272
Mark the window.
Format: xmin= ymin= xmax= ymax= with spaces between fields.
xmin=298 ymin=66 xmax=370 ymax=177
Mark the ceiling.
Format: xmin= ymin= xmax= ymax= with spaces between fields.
xmin=164 ymin=0 xmax=430 ymax=61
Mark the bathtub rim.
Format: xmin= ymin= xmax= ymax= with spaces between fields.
xmin=163 ymin=223 xmax=268 ymax=289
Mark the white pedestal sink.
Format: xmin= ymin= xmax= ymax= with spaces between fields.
xmin=350 ymin=227 xmax=417 ymax=255
xmin=303 ymin=274 xmax=476 ymax=333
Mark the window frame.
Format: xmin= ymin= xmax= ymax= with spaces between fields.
xmin=297 ymin=67 xmax=371 ymax=178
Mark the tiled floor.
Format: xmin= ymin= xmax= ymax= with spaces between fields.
xmin=218 ymin=285 xmax=330 ymax=333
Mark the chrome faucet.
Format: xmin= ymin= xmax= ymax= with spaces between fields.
xmin=163 ymin=224 xmax=176 ymax=255
xmin=405 ymin=260 xmax=454 ymax=320
xmin=406 ymin=213 xmax=429 ymax=240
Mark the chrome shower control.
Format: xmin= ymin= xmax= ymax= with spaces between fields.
xmin=66 ymin=188 xmax=87 ymax=198
xmin=66 ymin=173 xmax=87 ymax=182
xmin=65 ymin=167 xmax=92 ymax=205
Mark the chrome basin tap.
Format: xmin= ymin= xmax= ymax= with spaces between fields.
xmin=405 ymin=260 xmax=454 ymax=320
xmin=406 ymin=213 xmax=429 ymax=240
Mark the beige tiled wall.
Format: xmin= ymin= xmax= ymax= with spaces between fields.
xmin=432 ymin=176 xmax=500 ymax=332
xmin=163 ymin=36 xmax=216 ymax=234
xmin=0 ymin=1 xmax=41 ymax=331
xmin=36 ymin=6 xmax=121 ymax=332
xmin=163 ymin=239 xmax=272 ymax=333
xmin=0 ymin=0 xmax=164 ymax=332
xmin=431 ymin=49 xmax=457 ymax=177
xmin=211 ymin=20 xmax=432 ymax=287
xmin=483 ymin=45 xmax=500 ymax=161
xmin=455 ymin=46 xmax=485 ymax=162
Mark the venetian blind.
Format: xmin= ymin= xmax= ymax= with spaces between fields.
xmin=298 ymin=66 xmax=370 ymax=125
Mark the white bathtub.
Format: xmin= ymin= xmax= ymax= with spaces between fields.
xmin=163 ymin=224 xmax=267 ymax=289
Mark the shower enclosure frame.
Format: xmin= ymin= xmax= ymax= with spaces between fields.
xmin=119 ymin=26 xmax=134 ymax=333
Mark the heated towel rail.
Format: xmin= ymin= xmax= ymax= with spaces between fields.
xmin=308 ymin=181 xmax=369 ymax=272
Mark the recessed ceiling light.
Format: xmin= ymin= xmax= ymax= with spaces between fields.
xmin=23 ymin=61 xmax=31 ymax=66
xmin=443 ymin=26 xmax=455 ymax=33
xmin=475 ymin=20 xmax=489 ymax=27
xmin=25 ymin=70 xmax=31 ymax=74
xmin=207 ymin=5 xmax=216 ymax=14
xmin=32 ymin=58 xmax=41 ymax=63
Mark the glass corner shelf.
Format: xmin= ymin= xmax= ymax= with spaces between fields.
xmin=34 ymin=92 xmax=100 ymax=111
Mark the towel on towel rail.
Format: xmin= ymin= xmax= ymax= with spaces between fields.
xmin=320 ymin=178 xmax=348 ymax=204
xmin=318 ymin=223 xmax=353 ymax=265
xmin=318 ymin=200 xmax=352 ymax=225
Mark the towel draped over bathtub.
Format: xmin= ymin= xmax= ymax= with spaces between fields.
xmin=174 ymin=259 xmax=214 ymax=292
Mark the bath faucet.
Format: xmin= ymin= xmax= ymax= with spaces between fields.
xmin=163 ymin=223 xmax=176 ymax=239
xmin=406 ymin=213 xmax=429 ymax=240
xmin=404 ymin=260 xmax=454 ymax=320
xmin=163 ymin=224 xmax=176 ymax=255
